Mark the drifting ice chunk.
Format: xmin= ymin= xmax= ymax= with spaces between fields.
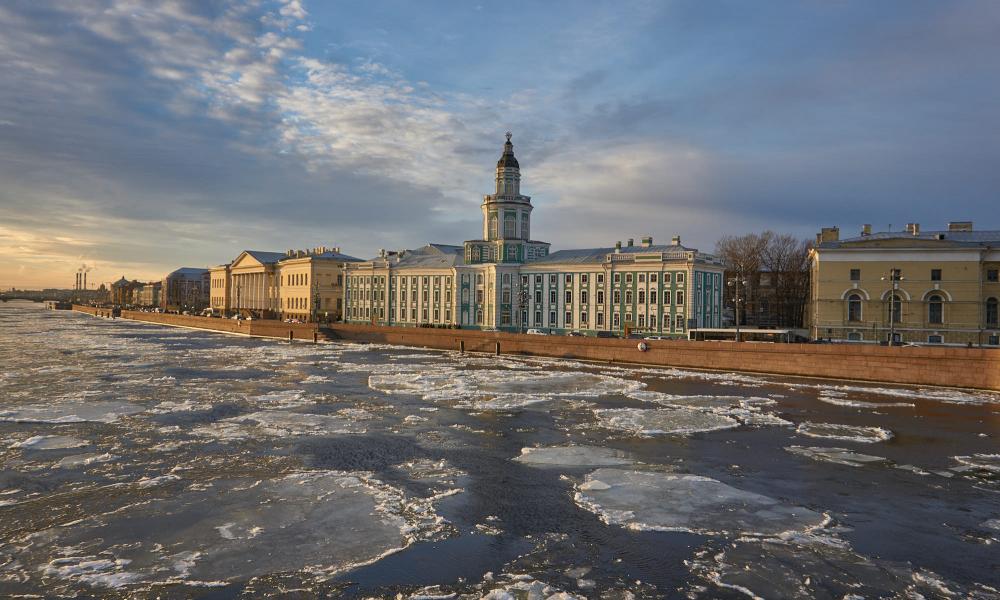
xmin=594 ymin=408 xmax=739 ymax=436
xmin=55 ymin=453 xmax=116 ymax=469
xmin=513 ymin=446 xmax=634 ymax=468
xmin=0 ymin=401 xmax=143 ymax=423
xmin=785 ymin=446 xmax=888 ymax=468
xmin=952 ymin=454 xmax=1000 ymax=475
xmin=575 ymin=469 xmax=827 ymax=536
xmin=10 ymin=435 xmax=88 ymax=450
xmin=190 ymin=410 xmax=367 ymax=440
xmin=795 ymin=422 xmax=893 ymax=443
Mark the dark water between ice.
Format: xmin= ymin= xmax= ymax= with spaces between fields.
xmin=1 ymin=301 xmax=998 ymax=598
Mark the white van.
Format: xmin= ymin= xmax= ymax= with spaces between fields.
xmin=526 ymin=328 xmax=548 ymax=335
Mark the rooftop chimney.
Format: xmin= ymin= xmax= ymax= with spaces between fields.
xmin=815 ymin=227 xmax=840 ymax=245
xmin=627 ymin=238 xmax=634 ymax=247
xmin=948 ymin=221 xmax=973 ymax=231
xmin=671 ymin=235 xmax=681 ymax=246
xmin=614 ymin=241 xmax=622 ymax=253
xmin=641 ymin=236 xmax=653 ymax=248
xmin=905 ymin=223 xmax=920 ymax=236
xmin=861 ymin=224 xmax=871 ymax=236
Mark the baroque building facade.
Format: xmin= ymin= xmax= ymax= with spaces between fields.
xmin=808 ymin=222 xmax=1000 ymax=346
xmin=343 ymin=134 xmax=725 ymax=336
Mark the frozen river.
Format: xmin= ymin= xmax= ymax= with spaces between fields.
xmin=1 ymin=301 xmax=999 ymax=598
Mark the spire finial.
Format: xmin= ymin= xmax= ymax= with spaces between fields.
xmin=505 ymin=131 xmax=512 ymax=143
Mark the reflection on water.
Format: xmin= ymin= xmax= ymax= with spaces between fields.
xmin=1 ymin=301 xmax=999 ymax=598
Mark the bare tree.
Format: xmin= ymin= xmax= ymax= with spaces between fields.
xmin=716 ymin=231 xmax=811 ymax=328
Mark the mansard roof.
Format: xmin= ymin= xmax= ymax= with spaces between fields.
xmin=531 ymin=243 xmax=718 ymax=266
xmin=820 ymin=230 xmax=1000 ymax=250
xmin=393 ymin=244 xmax=464 ymax=269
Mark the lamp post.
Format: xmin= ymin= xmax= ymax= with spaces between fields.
xmin=881 ymin=270 xmax=904 ymax=346
xmin=514 ymin=281 xmax=530 ymax=334
xmin=727 ymin=274 xmax=748 ymax=342
xmin=312 ymin=278 xmax=321 ymax=323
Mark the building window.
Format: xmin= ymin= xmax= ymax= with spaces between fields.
xmin=986 ymin=298 xmax=998 ymax=328
xmin=625 ymin=312 xmax=632 ymax=324
xmin=928 ymin=335 xmax=943 ymax=344
xmin=638 ymin=273 xmax=645 ymax=283
xmin=931 ymin=269 xmax=942 ymax=281
xmin=850 ymin=268 xmax=860 ymax=281
xmin=411 ymin=308 xmax=417 ymax=320
xmin=662 ymin=314 xmax=670 ymax=329
xmin=927 ymin=294 xmax=944 ymax=324
xmin=547 ymin=289 xmax=555 ymax=304
xmin=613 ymin=313 xmax=620 ymax=328
xmin=446 ymin=309 xmax=452 ymax=321
xmin=613 ymin=273 xmax=621 ymax=284
xmin=549 ymin=311 xmax=556 ymax=326
xmin=535 ymin=310 xmax=542 ymax=325
xmin=476 ymin=310 xmax=483 ymax=324
xmin=502 ymin=273 xmax=510 ymax=285
xmin=650 ymin=273 xmax=658 ymax=283
xmin=676 ymin=314 xmax=685 ymax=330
xmin=535 ymin=290 xmax=542 ymax=303
xmin=597 ymin=290 xmax=604 ymax=305
xmin=476 ymin=290 xmax=484 ymax=304
xmin=988 ymin=269 xmax=999 ymax=283
xmin=613 ymin=290 xmax=621 ymax=303
xmin=989 ymin=334 xmax=999 ymax=346
xmin=676 ymin=291 xmax=685 ymax=305
xmin=581 ymin=290 xmax=588 ymax=304
xmin=663 ymin=273 xmax=672 ymax=284
xmin=597 ymin=273 xmax=605 ymax=284
xmin=477 ymin=274 xmax=484 ymax=285
xmin=664 ymin=290 xmax=672 ymax=305
xmin=550 ymin=274 xmax=557 ymax=285
xmin=581 ymin=312 xmax=588 ymax=325
xmin=886 ymin=294 xmax=902 ymax=323
xmin=535 ymin=275 xmax=542 ymax=285
xmin=625 ymin=291 xmax=632 ymax=304
xmin=847 ymin=332 xmax=862 ymax=341
xmin=638 ymin=290 xmax=645 ymax=304
xmin=502 ymin=290 xmax=511 ymax=304
xmin=565 ymin=311 xmax=572 ymax=325
xmin=597 ymin=312 xmax=604 ymax=327
xmin=565 ymin=274 xmax=572 ymax=285
xmin=847 ymin=293 xmax=863 ymax=322
xmin=649 ymin=289 xmax=657 ymax=304
xmin=434 ymin=308 xmax=440 ymax=321
xmin=581 ymin=274 xmax=589 ymax=284
xmin=565 ymin=290 xmax=572 ymax=304
xmin=625 ymin=273 xmax=633 ymax=284
xmin=501 ymin=311 xmax=511 ymax=325
xmin=638 ymin=314 xmax=645 ymax=327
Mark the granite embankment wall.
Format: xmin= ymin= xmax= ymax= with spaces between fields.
xmin=72 ymin=305 xmax=319 ymax=340
xmin=72 ymin=306 xmax=1000 ymax=391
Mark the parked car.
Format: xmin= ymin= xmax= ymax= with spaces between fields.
xmin=526 ymin=328 xmax=548 ymax=335
xmin=596 ymin=331 xmax=619 ymax=339
xmin=565 ymin=331 xmax=585 ymax=337
xmin=644 ymin=335 xmax=668 ymax=340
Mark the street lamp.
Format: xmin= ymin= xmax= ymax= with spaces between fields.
xmin=514 ymin=281 xmax=530 ymax=334
xmin=727 ymin=274 xmax=748 ymax=342
xmin=312 ymin=278 xmax=321 ymax=323
xmin=880 ymin=270 xmax=905 ymax=346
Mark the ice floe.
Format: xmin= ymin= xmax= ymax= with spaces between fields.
xmin=689 ymin=534 xmax=997 ymax=599
xmin=785 ymin=445 xmax=889 ymax=468
xmin=574 ymin=469 xmax=827 ymax=536
xmin=817 ymin=390 xmax=915 ymax=409
xmin=627 ymin=390 xmax=791 ymax=427
xmin=513 ymin=445 xmax=635 ymax=467
xmin=9 ymin=435 xmax=88 ymax=450
xmin=190 ymin=410 xmax=368 ymax=440
xmin=795 ymin=421 xmax=893 ymax=443
xmin=952 ymin=454 xmax=1000 ymax=475
xmin=369 ymin=368 xmax=643 ymax=409
xmin=20 ymin=470 xmax=451 ymax=588
xmin=0 ymin=401 xmax=143 ymax=423
xmin=593 ymin=407 xmax=739 ymax=436
xmin=54 ymin=452 xmax=116 ymax=469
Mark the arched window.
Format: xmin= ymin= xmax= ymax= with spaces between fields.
xmin=987 ymin=297 xmax=998 ymax=328
xmin=847 ymin=293 xmax=862 ymax=322
xmin=886 ymin=293 xmax=902 ymax=323
xmin=927 ymin=294 xmax=943 ymax=324
xmin=489 ymin=215 xmax=498 ymax=240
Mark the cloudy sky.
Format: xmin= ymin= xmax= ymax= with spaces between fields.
xmin=2 ymin=1 xmax=998 ymax=288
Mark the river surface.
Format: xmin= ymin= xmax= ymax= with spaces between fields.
xmin=1 ymin=301 xmax=999 ymax=599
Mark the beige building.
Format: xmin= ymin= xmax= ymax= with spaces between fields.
xmin=209 ymin=247 xmax=360 ymax=321
xmin=809 ymin=222 xmax=1000 ymax=346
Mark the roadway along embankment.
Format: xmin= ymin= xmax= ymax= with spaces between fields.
xmin=71 ymin=306 xmax=1000 ymax=392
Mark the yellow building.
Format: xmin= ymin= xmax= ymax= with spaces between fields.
xmin=209 ymin=247 xmax=360 ymax=321
xmin=809 ymin=222 xmax=1000 ymax=346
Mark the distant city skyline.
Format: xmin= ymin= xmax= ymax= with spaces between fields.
xmin=2 ymin=1 xmax=998 ymax=288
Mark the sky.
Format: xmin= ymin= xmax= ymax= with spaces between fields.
xmin=1 ymin=1 xmax=999 ymax=289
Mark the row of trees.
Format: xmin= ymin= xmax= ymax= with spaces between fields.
xmin=715 ymin=231 xmax=812 ymax=329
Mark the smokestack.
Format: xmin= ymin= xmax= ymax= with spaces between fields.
xmin=83 ymin=272 xmax=87 ymax=290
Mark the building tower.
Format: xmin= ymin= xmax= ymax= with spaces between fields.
xmin=466 ymin=133 xmax=549 ymax=264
